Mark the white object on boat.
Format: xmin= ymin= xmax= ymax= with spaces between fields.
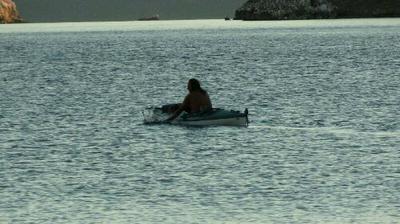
xmin=143 ymin=105 xmax=249 ymax=127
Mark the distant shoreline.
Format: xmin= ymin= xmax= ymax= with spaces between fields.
xmin=2 ymin=16 xmax=400 ymax=24
xmin=2 ymin=18 xmax=400 ymax=34
xmin=236 ymin=15 xmax=400 ymax=21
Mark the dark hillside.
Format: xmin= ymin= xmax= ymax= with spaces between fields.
xmin=235 ymin=0 xmax=400 ymax=20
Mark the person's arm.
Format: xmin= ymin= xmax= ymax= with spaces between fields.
xmin=166 ymin=95 xmax=189 ymax=122
xmin=206 ymin=93 xmax=212 ymax=109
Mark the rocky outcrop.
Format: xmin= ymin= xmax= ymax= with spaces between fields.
xmin=235 ymin=0 xmax=400 ymax=20
xmin=0 ymin=0 xmax=22 ymax=23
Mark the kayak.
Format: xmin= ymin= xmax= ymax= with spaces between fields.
xmin=143 ymin=104 xmax=249 ymax=127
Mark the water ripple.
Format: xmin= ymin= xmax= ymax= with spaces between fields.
xmin=1 ymin=20 xmax=400 ymax=223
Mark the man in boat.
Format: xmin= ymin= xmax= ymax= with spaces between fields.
xmin=166 ymin=78 xmax=212 ymax=122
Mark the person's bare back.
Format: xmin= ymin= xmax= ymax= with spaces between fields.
xmin=166 ymin=78 xmax=213 ymax=121
xmin=183 ymin=91 xmax=212 ymax=113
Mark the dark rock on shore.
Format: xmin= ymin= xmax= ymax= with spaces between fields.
xmin=0 ymin=0 xmax=22 ymax=23
xmin=235 ymin=0 xmax=400 ymax=20
xmin=138 ymin=14 xmax=160 ymax=21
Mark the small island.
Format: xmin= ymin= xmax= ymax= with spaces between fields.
xmin=235 ymin=0 xmax=400 ymax=20
xmin=138 ymin=14 xmax=160 ymax=21
xmin=0 ymin=0 xmax=22 ymax=23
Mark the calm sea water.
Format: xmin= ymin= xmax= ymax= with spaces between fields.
xmin=1 ymin=19 xmax=400 ymax=223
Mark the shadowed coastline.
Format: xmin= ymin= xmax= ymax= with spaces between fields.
xmin=235 ymin=0 xmax=400 ymax=20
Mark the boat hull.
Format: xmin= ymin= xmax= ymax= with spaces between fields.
xmin=173 ymin=116 xmax=248 ymax=126
xmin=143 ymin=107 xmax=248 ymax=127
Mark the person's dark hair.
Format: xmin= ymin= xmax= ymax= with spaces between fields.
xmin=189 ymin=78 xmax=207 ymax=95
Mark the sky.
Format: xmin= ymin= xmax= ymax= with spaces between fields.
xmin=14 ymin=0 xmax=248 ymax=22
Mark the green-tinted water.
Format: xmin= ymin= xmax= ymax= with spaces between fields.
xmin=1 ymin=19 xmax=399 ymax=223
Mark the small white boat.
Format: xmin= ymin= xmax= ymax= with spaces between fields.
xmin=143 ymin=104 xmax=249 ymax=127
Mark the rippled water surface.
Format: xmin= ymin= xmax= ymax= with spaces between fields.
xmin=1 ymin=19 xmax=400 ymax=223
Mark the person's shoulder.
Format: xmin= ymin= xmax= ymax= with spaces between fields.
xmin=187 ymin=92 xmax=200 ymax=98
xmin=185 ymin=92 xmax=194 ymax=98
xmin=184 ymin=93 xmax=192 ymax=102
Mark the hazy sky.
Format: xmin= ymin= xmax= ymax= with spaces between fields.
xmin=14 ymin=0 xmax=248 ymax=22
